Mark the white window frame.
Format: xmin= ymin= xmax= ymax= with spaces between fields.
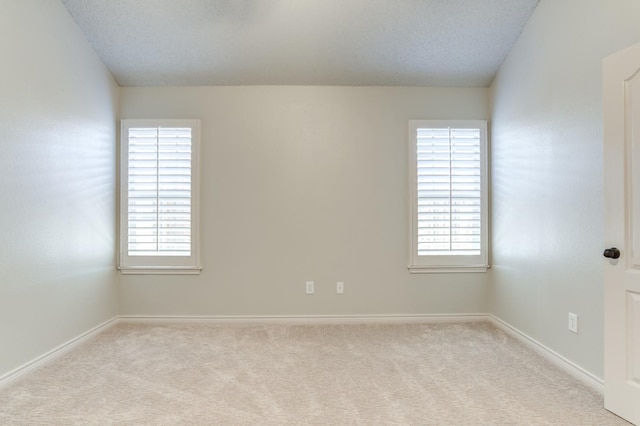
xmin=408 ymin=120 xmax=489 ymax=273
xmin=118 ymin=119 xmax=202 ymax=275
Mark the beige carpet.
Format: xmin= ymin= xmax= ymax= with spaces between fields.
xmin=0 ymin=321 xmax=629 ymax=425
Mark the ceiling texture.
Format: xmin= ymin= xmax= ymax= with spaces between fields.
xmin=60 ymin=0 xmax=539 ymax=87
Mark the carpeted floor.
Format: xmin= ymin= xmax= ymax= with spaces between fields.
xmin=0 ymin=321 xmax=630 ymax=425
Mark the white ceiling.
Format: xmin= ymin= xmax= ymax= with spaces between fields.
xmin=60 ymin=0 xmax=539 ymax=87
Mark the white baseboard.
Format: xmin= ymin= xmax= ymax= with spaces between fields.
xmin=0 ymin=316 xmax=118 ymax=389
xmin=0 ymin=313 xmax=603 ymax=396
xmin=489 ymin=315 xmax=604 ymax=393
xmin=118 ymin=313 xmax=490 ymax=325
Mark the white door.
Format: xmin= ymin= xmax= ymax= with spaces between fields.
xmin=604 ymin=41 xmax=640 ymax=425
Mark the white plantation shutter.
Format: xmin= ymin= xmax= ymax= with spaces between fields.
xmin=417 ymin=127 xmax=481 ymax=255
xmin=127 ymin=126 xmax=192 ymax=256
xmin=119 ymin=120 xmax=201 ymax=274
xmin=408 ymin=120 xmax=488 ymax=273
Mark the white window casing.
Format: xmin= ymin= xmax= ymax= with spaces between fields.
xmin=408 ymin=120 xmax=489 ymax=273
xmin=119 ymin=119 xmax=202 ymax=274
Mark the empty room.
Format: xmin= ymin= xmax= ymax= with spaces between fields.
xmin=1 ymin=0 xmax=640 ymax=424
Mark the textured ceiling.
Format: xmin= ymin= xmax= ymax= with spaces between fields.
xmin=60 ymin=0 xmax=539 ymax=87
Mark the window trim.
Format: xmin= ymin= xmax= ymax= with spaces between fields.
xmin=407 ymin=119 xmax=489 ymax=274
xmin=118 ymin=119 xmax=202 ymax=275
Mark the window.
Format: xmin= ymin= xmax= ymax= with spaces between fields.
xmin=119 ymin=119 xmax=201 ymax=274
xmin=408 ymin=120 xmax=488 ymax=273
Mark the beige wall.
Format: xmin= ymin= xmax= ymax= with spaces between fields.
xmin=119 ymin=86 xmax=490 ymax=316
xmin=0 ymin=1 xmax=119 ymax=378
xmin=490 ymin=0 xmax=640 ymax=378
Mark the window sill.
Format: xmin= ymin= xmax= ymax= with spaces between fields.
xmin=118 ymin=266 xmax=203 ymax=275
xmin=408 ymin=265 xmax=489 ymax=274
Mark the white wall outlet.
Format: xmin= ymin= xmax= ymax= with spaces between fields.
xmin=306 ymin=281 xmax=314 ymax=295
xmin=568 ymin=312 xmax=579 ymax=334
xmin=336 ymin=281 xmax=344 ymax=294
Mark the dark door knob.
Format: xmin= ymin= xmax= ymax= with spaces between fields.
xmin=603 ymin=247 xmax=621 ymax=259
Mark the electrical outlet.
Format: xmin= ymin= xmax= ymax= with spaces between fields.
xmin=306 ymin=281 xmax=314 ymax=295
xmin=336 ymin=281 xmax=344 ymax=294
xmin=568 ymin=312 xmax=579 ymax=334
